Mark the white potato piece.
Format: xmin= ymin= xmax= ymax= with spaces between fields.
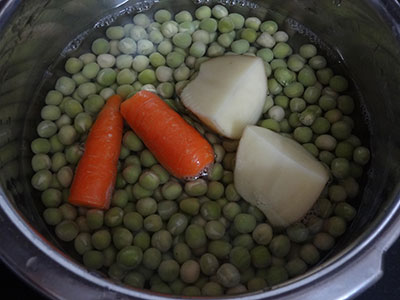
xmin=234 ymin=126 xmax=329 ymax=227
xmin=181 ymin=55 xmax=267 ymax=139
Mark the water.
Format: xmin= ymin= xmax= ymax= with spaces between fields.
xmin=20 ymin=0 xmax=373 ymax=292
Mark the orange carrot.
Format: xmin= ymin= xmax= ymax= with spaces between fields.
xmin=121 ymin=90 xmax=214 ymax=180
xmin=68 ymin=95 xmax=123 ymax=209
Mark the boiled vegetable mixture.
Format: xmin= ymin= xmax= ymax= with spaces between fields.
xmin=30 ymin=4 xmax=371 ymax=296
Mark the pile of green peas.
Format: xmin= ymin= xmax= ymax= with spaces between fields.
xmin=30 ymin=4 xmax=371 ymax=296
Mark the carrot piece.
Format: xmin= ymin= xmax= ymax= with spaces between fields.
xmin=121 ymin=90 xmax=214 ymax=180
xmin=68 ymin=95 xmax=123 ymax=209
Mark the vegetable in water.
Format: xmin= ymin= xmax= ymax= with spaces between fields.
xmin=181 ymin=55 xmax=267 ymax=139
xmin=68 ymin=95 xmax=123 ymax=209
xmin=234 ymin=125 xmax=329 ymax=227
xmin=120 ymin=90 xmax=214 ymax=180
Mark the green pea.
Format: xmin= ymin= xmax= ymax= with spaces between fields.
xmin=40 ymin=105 xmax=61 ymax=121
xmin=222 ymin=184 xmax=238 ymax=202
xmin=31 ymin=153 xmax=51 ymax=172
xmin=31 ymin=169 xmax=52 ymax=191
xmin=83 ymin=95 xmax=105 ymax=114
xmin=268 ymin=235 xmax=291 ymax=258
xmin=82 ymin=250 xmax=104 ymax=270
xmin=57 ymin=125 xmax=77 ymax=146
xmin=185 ymin=224 xmax=207 ymax=248
xmin=181 ymin=286 xmax=201 ymax=296
xmin=315 ymin=198 xmax=334 ymax=218
xmin=251 ymin=245 xmax=272 ymax=268
xmin=55 ymin=220 xmax=79 ymax=242
xmin=132 ymin=183 xmax=153 ymax=199
xmin=176 ymin=260 xmax=199 ymax=285
xmin=199 ymin=253 xmax=219 ymax=276
xmin=104 ymin=207 xmax=123 ymax=227
xmin=264 ymin=266 xmax=289 ymax=286
xmin=122 ymin=164 xmax=141 ymax=185
xmin=117 ymin=245 xmax=143 ymax=268
xmin=204 ymin=220 xmax=225 ymax=240
xmin=155 ymin=9 xmax=172 ymax=23
xmin=142 ymin=247 xmax=162 ymax=271
xmin=58 ymin=203 xmax=77 ymax=221
xmin=214 ymin=263 xmax=240 ymax=288
xmin=112 ymin=227 xmax=133 ymax=250
xmin=298 ymin=67 xmax=317 ymax=87
xmin=313 ymin=232 xmax=335 ymax=251
xmin=65 ymin=144 xmax=83 ymax=165
xmin=200 ymin=201 xmax=221 ymax=221
xmin=315 ymin=134 xmax=337 ymax=151
xmin=329 ymin=75 xmax=349 ymax=93
xmin=285 ymin=258 xmax=307 ymax=277
xmin=353 ymin=146 xmax=370 ymax=165
xmin=325 ymin=216 xmax=347 ymax=237
xmin=200 ymin=281 xmax=223 ymax=296
xmin=252 ymin=223 xmax=273 ymax=245
xmin=143 ymin=214 xmax=162 ymax=232
xmin=293 ymin=126 xmax=313 ymax=143
xmin=284 ymin=82 xmax=304 ymax=98
xmin=247 ymin=277 xmax=267 ymax=291
xmin=31 ymin=138 xmax=51 ymax=154
xmin=55 ymin=76 xmax=76 ymax=96
xmin=45 ymin=90 xmax=63 ymax=105
xmin=259 ymin=119 xmax=279 ymax=132
xmin=334 ymin=202 xmax=357 ymax=221
xmin=123 ymin=211 xmax=143 ymax=232
xmin=331 ymin=157 xmax=350 ymax=179
xmin=231 ymin=39 xmax=250 ymax=54
xmin=310 ymin=117 xmax=330 ymax=134
xmin=102 ymin=245 xmax=116 ymax=267
xmin=208 ymin=240 xmax=232 ymax=259
xmin=119 ymin=146 xmax=130 ymax=161
xmin=133 ymin=230 xmax=151 ymax=250
xmin=91 ymin=229 xmax=112 ymax=250
xmin=172 ymin=242 xmax=191 ymax=265
xmin=136 ymin=197 xmax=157 ymax=216
xmin=72 ymin=112 xmax=92 ymax=134
xmin=318 ymin=150 xmax=334 ymax=166
xmin=73 ymin=232 xmax=93 ymax=255
xmin=228 ymin=246 xmax=251 ymax=272
xmin=178 ymin=197 xmax=199 ymax=215
xmin=36 ymin=120 xmax=57 ymax=138
xmin=123 ymin=271 xmax=145 ymax=289
xmin=55 ymin=166 xmax=72 ymax=188
xmin=195 ymin=5 xmax=211 ymax=19
xmin=43 ymin=208 xmax=63 ymax=225
xmin=140 ymin=149 xmax=157 ymax=167
xmin=299 ymin=243 xmax=320 ymax=265
xmin=184 ymin=179 xmax=207 ymax=196
xmin=151 ymin=229 xmax=173 ymax=252
xmin=85 ymin=209 xmax=103 ymax=230
xmin=272 ymin=42 xmax=292 ymax=59
xmin=232 ymin=213 xmax=256 ymax=234
xmin=286 ymin=223 xmax=309 ymax=243
xmin=110 ymin=189 xmax=128 ymax=208
xmin=161 ymin=181 xmax=182 ymax=200
xmin=166 ymin=51 xmax=185 ymax=68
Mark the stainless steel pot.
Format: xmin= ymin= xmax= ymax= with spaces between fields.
xmin=1 ymin=0 xmax=400 ymax=299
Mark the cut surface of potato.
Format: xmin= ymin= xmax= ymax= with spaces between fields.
xmin=234 ymin=126 xmax=329 ymax=227
xmin=181 ymin=55 xmax=267 ymax=139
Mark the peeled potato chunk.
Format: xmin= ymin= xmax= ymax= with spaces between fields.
xmin=234 ymin=126 xmax=329 ymax=227
xmin=181 ymin=55 xmax=267 ymax=139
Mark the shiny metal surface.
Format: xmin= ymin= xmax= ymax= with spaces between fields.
xmin=0 ymin=0 xmax=400 ymax=299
